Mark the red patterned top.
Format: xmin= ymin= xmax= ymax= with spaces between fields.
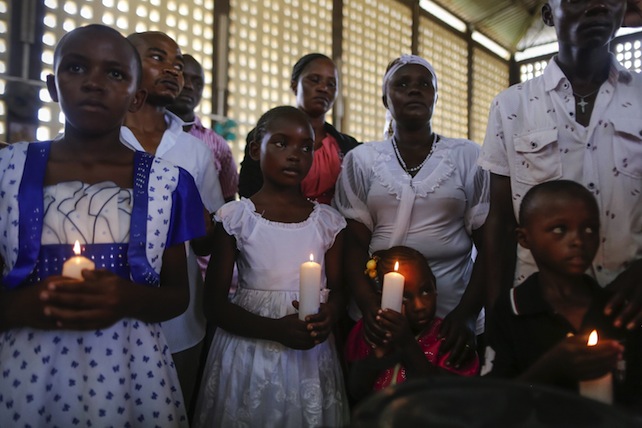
xmin=346 ymin=317 xmax=479 ymax=391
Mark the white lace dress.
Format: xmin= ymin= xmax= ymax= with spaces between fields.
xmin=193 ymin=199 xmax=349 ymax=428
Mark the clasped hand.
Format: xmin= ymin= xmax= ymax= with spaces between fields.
xmin=363 ymin=303 xmax=476 ymax=368
xmin=277 ymin=301 xmax=335 ymax=350
xmin=541 ymin=334 xmax=623 ymax=382
xmin=36 ymin=269 xmax=128 ymax=330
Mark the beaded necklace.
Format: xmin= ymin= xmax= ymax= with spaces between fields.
xmin=391 ymin=132 xmax=438 ymax=174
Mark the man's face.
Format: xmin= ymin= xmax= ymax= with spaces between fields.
xmin=543 ymin=0 xmax=626 ymax=49
xmin=134 ymin=33 xmax=185 ymax=107
xmin=169 ymin=56 xmax=204 ymax=115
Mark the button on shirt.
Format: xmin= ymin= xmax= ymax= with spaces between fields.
xmin=479 ymin=56 xmax=642 ymax=287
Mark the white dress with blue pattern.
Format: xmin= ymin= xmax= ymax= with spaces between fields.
xmin=0 ymin=142 xmax=205 ymax=427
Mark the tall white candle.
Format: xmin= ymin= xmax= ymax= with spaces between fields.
xmin=381 ymin=261 xmax=404 ymax=312
xmin=62 ymin=240 xmax=95 ymax=280
xmin=299 ymin=254 xmax=321 ymax=320
xmin=579 ymin=330 xmax=613 ymax=404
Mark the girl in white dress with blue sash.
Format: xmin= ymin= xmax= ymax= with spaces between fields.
xmin=0 ymin=25 xmax=205 ymax=427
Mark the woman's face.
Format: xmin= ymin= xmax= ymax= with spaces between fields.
xmin=291 ymin=58 xmax=338 ymax=119
xmin=383 ymin=63 xmax=437 ymax=128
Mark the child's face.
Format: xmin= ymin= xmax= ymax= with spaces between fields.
xmin=134 ymin=33 xmax=185 ymax=107
xmin=47 ymin=29 xmax=143 ymax=136
xmin=254 ymin=115 xmax=314 ymax=188
xmin=400 ymin=266 xmax=437 ymax=334
xmin=518 ymin=195 xmax=600 ymax=277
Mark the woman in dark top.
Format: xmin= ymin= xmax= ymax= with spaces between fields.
xmin=239 ymin=53 xmax=359 ymax=204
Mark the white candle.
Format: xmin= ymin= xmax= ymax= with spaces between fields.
xmin=381 ymin=261 xmax=405 ymax=312
xmin=579 ymin=330 xmax=613 ymax=404
xmin=299 ymin=254 xmax=321 ymax=320
xmin=62 ymin=240 xmax=95 ymax=280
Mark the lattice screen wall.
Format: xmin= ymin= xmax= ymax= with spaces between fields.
xmin=418 ymin=16 xmax=468 ymax=140
xmin=471 ymin=46 xmax=508 ymax=145
xmin=519 ymin=36 xmax=642 ymax=84
xmin=227 ymin=0 xmax=333 ymax=161
xmin=614 ymin=39 xmax=642 ymax=72
xmin=36 ymin=0 xmax=215 ymax=141
xmin=519 ymin=59 xmax=548 ymax=82
xmin=0 ymin=1 xmax=8 ymax=143
xmin=342 ymin=0 xmax=412 ymax=143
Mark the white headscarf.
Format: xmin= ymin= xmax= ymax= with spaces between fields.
xmin=382 ymin=54 xmax=438 ymax=138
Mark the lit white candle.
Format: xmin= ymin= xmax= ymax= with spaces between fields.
xmin=381 ymin=261 xmax=404 ymax=312
xmin=62 ymin=240 xmax=95 ymax=280
xmin=299 ymin=254 xmax=321 ymax=320
xmin=579 ymin=330 xmax=613 ymax=404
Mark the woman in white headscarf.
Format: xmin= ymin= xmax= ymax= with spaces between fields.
xmin=334 ymin=55 xmax=489 ymax=369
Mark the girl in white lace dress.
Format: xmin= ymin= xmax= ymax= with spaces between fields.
xmin=0 ymin=25 xmax=205 ymax=426
xmin=193 ymin=106 xmax=349 ymax=428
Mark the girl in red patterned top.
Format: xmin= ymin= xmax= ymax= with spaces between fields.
xmin=346 ymin=246 xmax=479 ymax=401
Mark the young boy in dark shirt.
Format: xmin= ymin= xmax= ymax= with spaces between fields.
xmin=484 ymin=180 xmax=641 ymax=411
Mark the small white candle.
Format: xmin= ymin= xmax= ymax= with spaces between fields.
xmin=579 ymin=330 xmax=613 ymax=404
xmin=381 ymin=261 xmax=405 ymax=312
xmin=299 ymin=254 xmax=321 ymax=320
xmin=62 ymin=240 xmax=95 ymax=280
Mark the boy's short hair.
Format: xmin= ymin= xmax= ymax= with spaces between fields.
xmin=54 ymin=24 xmax=142 ymax=87
xmin=518 ymin=180 xmax=599 ymax=227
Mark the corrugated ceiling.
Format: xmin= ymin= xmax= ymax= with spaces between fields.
xmin=433 ymin=0 xmax=557 ymax=52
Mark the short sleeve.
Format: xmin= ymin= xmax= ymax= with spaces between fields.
xmin=315 ymin=204 xmax=347 ymax=250
xmin=464 ymin=164 xmax=490 ymax=234
xmin=332 ymin=147 xmax=375 ymax=231
xmin=166 ymin=167 xmax=207 ymax=247
xmin=214 ymin=199 xmax=255 ymax=252
xmin=197 ymin=147 xmax=226 ymax=213
xmin=478 ymin=96 xmax=511 ymax=177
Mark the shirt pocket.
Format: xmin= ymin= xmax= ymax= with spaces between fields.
xmin=611 ymin=117 xmax=642 ymax=179
xmin=513 ymin=129 xmax=562 ymax=185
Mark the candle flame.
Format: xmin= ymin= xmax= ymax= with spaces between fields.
xmin=309 ymin=253 xmax=314 ymax=262
xmin=73 ymin=240 xmax=81 ymax=256
xmin=587 ymin=330 xmax=598 ymax=346
xmin=394 ymin=261 xmax=399 ymax=272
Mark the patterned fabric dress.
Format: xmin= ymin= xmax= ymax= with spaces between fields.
xmin=0 ymin=142 xmax=205 ymax=427
xmin=193 ymin=198 xmax=349 ymax=428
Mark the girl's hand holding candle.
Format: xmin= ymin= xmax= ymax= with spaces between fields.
xmin=381 ymin=261 xmax=404 ymax=312
xmin=62 ymin=240 xmax=95 ymax=280
xmin=579 ymin=330 xmax=613 ymax=404
xmin=299 ymin=254 xmax=321 ymax=321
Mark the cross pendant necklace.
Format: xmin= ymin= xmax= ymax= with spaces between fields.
xmin=577 ymin=97 xmax=589 ymax=114
xmin=574 ymin=88 xmax=599 ymax=114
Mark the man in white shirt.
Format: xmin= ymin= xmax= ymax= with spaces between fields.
xmin=479 ymin=0 xmax=642 ymax=330
xmin=124 ymin=31 xmax=225 ymax=415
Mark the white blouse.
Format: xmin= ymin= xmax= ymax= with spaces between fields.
xmin=334 ymin=136 xmax=489 ymax=331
